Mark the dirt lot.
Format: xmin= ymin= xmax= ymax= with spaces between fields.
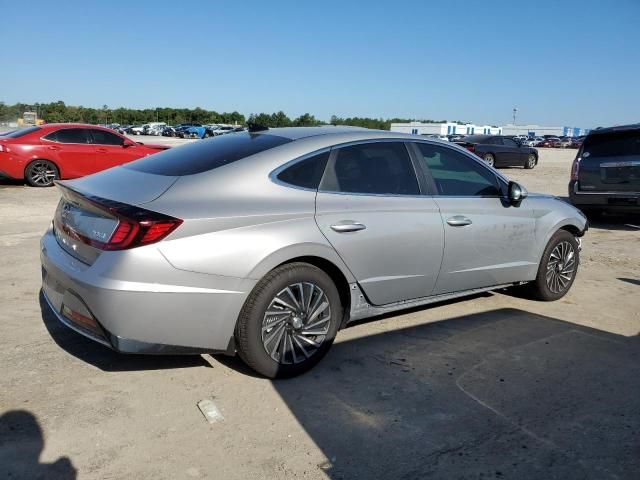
xmin=1 ymin=145 xmax=639 ymax=479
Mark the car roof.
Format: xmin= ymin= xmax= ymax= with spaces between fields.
xmin=589 ymin=123 xmax=640 ymax=135
xmin=39 ymin=123 xmax=114 ymax=131
xmin=257 ymin=126 xmax=373 ymax=140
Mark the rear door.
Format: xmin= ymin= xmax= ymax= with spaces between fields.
xmin=412 ymin=142 xmax=537 ymax=295
xmin=578 ymin=130 xmax=640 ymax=194
xmin=315 ymin=141 xmax=445 ymax=306
xmin=41 ymin=128 xmax=95 ymax=178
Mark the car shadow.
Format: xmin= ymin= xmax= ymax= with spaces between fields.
xmin=0 ymin=178 xmax=25 ymax=188
xmin=39 ymin=291 xmax=210 ymax=372
xmin=271 ymin=308 xmax=640 ymax=479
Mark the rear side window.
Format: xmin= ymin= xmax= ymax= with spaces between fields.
xmin=45 ymin=128 xmax=90 ymax=144
xmin=582 ymin=131 xmax=640 ymax=158
xmin=503 ymin=138 xmax=518 ymax=147
xmin=89 ymin=129 xmax=124 ymax=146
xmin=277 ymin=151 xmax=330 ymax=189
xmin=321 ymin=142 xmax=419 ymax=195
xmin=124 ymin=132 xmax=292 ymax=176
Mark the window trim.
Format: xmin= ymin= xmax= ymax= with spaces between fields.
xmin=410 ymin=140 xmax=509 ymax=198
xmin=41 ymin=127 xmax=92 ymax=145
xmin=318 ymin=139 xmax=425 ymax=198
xmin=269 ymin=147 xmax=333 ymax=192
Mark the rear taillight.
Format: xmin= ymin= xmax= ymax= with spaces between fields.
xmin=570 ymin=157 xmax=580 ymax=181
xmin=464 ymin=144 xmax=475 ymax=153
xmin=54 ymin=189 xmax=182 ymax=251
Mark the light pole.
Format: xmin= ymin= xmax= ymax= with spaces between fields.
xmin=512 ymin=107 xmax=517 ymax=125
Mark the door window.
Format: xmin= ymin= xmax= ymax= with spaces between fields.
xmin=321 ymin=142 xmax=419 ymax=195
xmin=415 ymin=143 xmax=502 ymax=197
xmin=502 ymin=138 xmax=518 ymax=147
xmin=90 ymin=129 xmax=125 ymax=146
xmin=44 ymin=128 xmax=90 ymax=144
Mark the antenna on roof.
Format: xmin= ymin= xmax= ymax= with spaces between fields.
xmin=247 ymin=123 xmax=269 ymax=133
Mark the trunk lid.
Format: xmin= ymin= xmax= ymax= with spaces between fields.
xmin=577 ymin=130 xmax=640 ymax=193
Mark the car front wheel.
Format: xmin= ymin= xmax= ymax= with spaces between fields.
xmin=524 ymin=153 xmax=536 ymax=169
xmin=235 ymin=263 xmax=342 ymax=378
xmin=528 ymin=230 xmax=579 ymax=301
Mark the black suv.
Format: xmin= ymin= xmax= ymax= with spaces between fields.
xmin=569 ymin=124 xmax=640 ymax=214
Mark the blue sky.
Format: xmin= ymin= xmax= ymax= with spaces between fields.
xmin=1 ymin=0 xmax=638 ymax=127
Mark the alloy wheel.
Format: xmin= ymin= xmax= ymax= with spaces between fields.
xmin=527 ymin=154 xmax=536 ymax=168
xmin=261 ymin=282 xmax=331 ymax=365
xmin=483 ymin=154 xmax=495 ymax=167
xmin=29 ymin=162 xmax=57 ymax=186
xmin=545 ymin=241 xmax=576 ymax=294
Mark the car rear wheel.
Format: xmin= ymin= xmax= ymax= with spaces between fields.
xmin=482 ymin=153 xmax=495 ymax=167
xmin=524 ymin=154 xmax=536 ymax=169
xmin=25 ymin=160 xmax=59 ymax=187
xmin=235 ymin=263 xmax=342 ymax=378
xmin=527 ymin=230 xmax=579 ymax=301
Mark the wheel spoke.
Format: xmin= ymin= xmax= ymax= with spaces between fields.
xmin=292 ymin=334 xmax=311 ymax=358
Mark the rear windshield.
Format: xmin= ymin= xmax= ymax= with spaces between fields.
xmin=124 ymin=132 xmax=292 ymax=176
xmin=583 ymin=131 xmax=640 ymax=158
xmin=2 ymin=126 xmax=41 ymax=138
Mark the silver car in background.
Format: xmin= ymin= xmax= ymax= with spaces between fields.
xmin=40 ymin=127 xmax=587 ymax=377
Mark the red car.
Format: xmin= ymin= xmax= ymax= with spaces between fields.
xmin=0 ymin=124 xmax=169 ymax=186
xmin=538 ymin=137 xmax=561 ymax=148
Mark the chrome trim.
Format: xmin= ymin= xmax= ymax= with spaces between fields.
xmin=573 ymin=182 xmax=639 ymax=196
xmin=347 ymin=282 xmax=517 ymax=323
xmin=269 ymin=146 xmax=332 ymax=192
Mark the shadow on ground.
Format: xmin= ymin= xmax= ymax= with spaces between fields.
xmin=0 ymin=410 xmax=76 ymax=479
xmin=39 ymin=291 xmax=210 ymax=372
xmin=273 ymin=308 xmax=640 ymax=479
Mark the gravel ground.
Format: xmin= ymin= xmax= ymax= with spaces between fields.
xmin=1 ymin=145 xmax=638 ymax=479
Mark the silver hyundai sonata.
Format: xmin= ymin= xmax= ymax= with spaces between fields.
xmin=40 ymin=127 xmax=587 ymax=377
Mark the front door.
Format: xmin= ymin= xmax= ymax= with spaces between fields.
xmin=89 ymin=129 xmax=139 ymax=172
xmin=411 ymin=141 xmax=537 ymax=295
xmin=315 ymin=141 xmax=445 ymax=306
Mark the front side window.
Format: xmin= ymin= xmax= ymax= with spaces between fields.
xmin=277 ymin=151 xmax=330 ymax=189
xmin=90 ymin=129 xmax=124 ymax=146
xmin=415 ymin=143 xmax=502 ymax=196
xmin=45 ymin=128 xmax=90 ymax=144
xmin=503 ymin=138 xmax=518 ymax=147
xmin=321 ymin=142 xmax=419 ymax=195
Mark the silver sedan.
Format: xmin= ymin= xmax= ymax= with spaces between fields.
xmin=40 ymin=127 xmax=587 ymax=377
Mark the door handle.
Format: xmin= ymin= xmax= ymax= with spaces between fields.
xmin=47 ymin=146 xmax=60 ymax=151
xmin=446 ymin=216 xmax=472 ymax=227
xmin=96 ymin=148 xmax=108 ymax=153
xmin=330 ymin=222 xmax=367 ymax=233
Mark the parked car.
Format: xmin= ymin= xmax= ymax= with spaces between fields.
xmin=146 ymin=124 xmax=166 ymax=136
xmin=455 ymin=135 xmax=538 ymax=168
xmin=569 ymin=123 xmax=640 ymax=215
xmin=0 ymin=124 xmax=170 ymax=187
xmin=422 ymin=134 xmax=449 ymax=142
xmin=175 ymin=123 xmax=202 ymax=138
xmin=161 ymin=126 xmax=177 ymax=137
xmin=115 ymin=125 xmax=132 ymax=134
xmin=40 ymin=127 xmax=586 ymax=378
xmin=130 ymin=125 xmax=146 ymax=135
xmin=558 ymin=138 xmax=574 ymax=148
xmin=538 ymin=137 xmax=561 ymax=148
xmin=524 ymin=136 xmax=545 ymax=147
xmin=569 ymin=137 xmax=584 ymax=149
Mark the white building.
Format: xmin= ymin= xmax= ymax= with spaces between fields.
xmin=391 ymin=122 xmax=501 ymax=136
xmin=500 ymin=124 xmax=587 ymax=137
xmin=391 ymin=121 xmax=587 ymax=137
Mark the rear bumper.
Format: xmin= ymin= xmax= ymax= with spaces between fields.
xmin=568 ymin=181 xmax=640 ymax=211
xmin=40 ymin=227 xmax=255 ymax=354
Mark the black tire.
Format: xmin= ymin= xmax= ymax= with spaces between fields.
xmin=524 ymin=153 xmax=536 ymax=169
xmin=483 ymin=153 xmax=495 ymax=167
xmin=235 ymin=262 xmax=342 ymax=378
xmin=25 ymin=160 xmax=59 ymax=187
xmin=527 ymin=230 xmax=579 ymax=301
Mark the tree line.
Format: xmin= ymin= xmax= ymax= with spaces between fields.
xmin=0 ymin=101 xmax=464 ymax=130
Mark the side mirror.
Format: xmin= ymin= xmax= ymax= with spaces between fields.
xmin=122 ymin=140 xmax=135 ymax=148
xmin=508 ymin=181 xmax=528 ymax=206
